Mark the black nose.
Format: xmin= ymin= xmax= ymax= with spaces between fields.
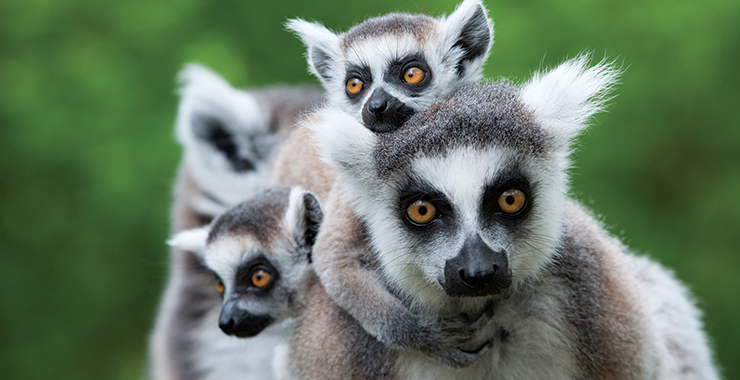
xmin=367 ymin=96 xmax=389 ymax=118
xmin=361 ymin=88 xmax=415 ymax=133
xmin=443 ymin=234 xmax=511 ymax=297
xmin=219 ymin=298 xmax=274 ymax=338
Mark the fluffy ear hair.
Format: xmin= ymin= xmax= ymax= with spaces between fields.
xmin=520 ymin=54 xmax=621 ymax=148
xmin=440 ymin=0 xmax=494 ymax=80
xmin=286 ymin=19 xmax=341 ymax=86
xmin=285 ymin=188 xmax=323 ymax=260
xmin=167 ymin=227 xmax=210 ymax=257
xmin=306 ymin=107 xmax=378 ymax=184
xmin=174 ymin=63 xmax=266 ymax=155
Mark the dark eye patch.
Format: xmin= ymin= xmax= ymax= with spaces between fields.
xmin=192 ymin=114 xmax=255 ymax=172
xmin=235 ymin=254 xmax=279 ymax=295
xmin=384 ymin=54 xmax=432 ymax=95
xmin=398 ymin=178 xmax=455 ymax=231
xmin=479 ymin=168 xmax=533 ymax=228
xmin=344 ymin=64 xmax=373 ymax=102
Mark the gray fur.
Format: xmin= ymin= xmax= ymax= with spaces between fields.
xmin=374 ymin=82 xmax=551 ymax=178
xmin=207 ymin=186 xmax=292 ymax=245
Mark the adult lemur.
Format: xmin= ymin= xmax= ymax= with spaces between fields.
xmin=150 ymin=0 xmax=495 ymax=378
xmin=273 ymin=55 xmax=719 ymax=379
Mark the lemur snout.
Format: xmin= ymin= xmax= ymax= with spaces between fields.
xmin=219 ymin=298 xmax=274 ymax=338
xmin=443 ymin=235 xmax=511 ymax=297
xmin=362 ymin=88 xmax=415 ymax=133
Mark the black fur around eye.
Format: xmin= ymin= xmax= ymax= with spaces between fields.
xmin=399 ymin=189 xmax=451 ymax=229
xmin=235 ymin=255 xmax=279 ymax=294
xmin=344 ymin=66 xmax=372 ymax=101
xmin=388 ymin=58 xmax=432 ymax=92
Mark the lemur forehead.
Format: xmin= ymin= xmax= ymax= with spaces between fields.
xmin=207 ymin=186 xmax=292 ymax=247
xmin=341 ymin=13 xmax=437 ymax=51
xmin=373 ymin=82 xmax=553 ymax=178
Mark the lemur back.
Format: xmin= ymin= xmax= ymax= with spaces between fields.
xmin=273 ymin=56 xmax=719 ymax=379
xmin=148 ymin=66 xmax=323 ymax=380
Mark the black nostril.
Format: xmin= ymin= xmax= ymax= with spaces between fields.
xmin=459 ymin=266 xmax=498 ymax=290
xmin=219 ymin=318 xmax=235 ymax=334
xmin=368 ymin=99 xmax=389 ymax=117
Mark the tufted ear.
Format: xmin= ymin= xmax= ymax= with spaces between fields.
xmin=286 ymin=19 xmax=342 ymax=87
xmin=440 ymin=0 xmax=494 ymax=80
xmin=520 ymin=54 xmax=621 ymax=150
xmin=175 ymin=63 xmax=266 ymax=172
xmin=284 ymin=188 xmax=323 ymax=262
xmin=167 ymin=226 xmax=210 ymax=257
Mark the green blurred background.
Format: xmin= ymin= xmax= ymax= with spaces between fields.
xmin=1 ymin=0 xmax=738 ymax=378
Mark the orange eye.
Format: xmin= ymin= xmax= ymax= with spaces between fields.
xmin=346 ymin=77 xmax=364 ymax=95
xmin=215 ymin=278 xmax=225 ymax=294
xmin=251 ymin=269 xmax=272 ymax=289
xmin=498 ymin=189 xmax=526 ymax=214
xmin=403 ymin=67 xmax=425 ymax=84
xmin=406 ymin=200 xmax=436 ymax=225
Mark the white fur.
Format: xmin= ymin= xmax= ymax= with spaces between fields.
xmin=520 ymin=54 xmax=621 ymax=147
xmin=167 ymin=226 xmax=210 ymax=256
xmin=191 ymin=308 xmax=290 ymax=380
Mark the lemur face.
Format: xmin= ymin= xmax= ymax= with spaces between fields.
xmin=288 ymin=0 xmax=493 ymax=133
xmin=168 ymin=187 xmax=323 ymax=337
xmin=310 ymin=55 xmax=619 ymax=309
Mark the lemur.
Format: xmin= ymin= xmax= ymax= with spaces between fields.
xmin=287 ymin=0 xmax=493 ymax=133
xmin=272 ymin=55 xmax=719 ymax=379
xmin=151 ymin=1 xmax=495 ymax=377
xmin=168 ymin=186 xmax=322 ymax=380
xmin=148 ymin=65 xmax=323 ymax=380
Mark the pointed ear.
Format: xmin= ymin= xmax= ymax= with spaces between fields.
xmin=441 ymin=0 xmax=493 ymax=79
xmin=174 ymin=63 xmax=265 ymax=170
xmin=520 ymin=54 xmax=621 ymax=149
xmin=167 ymin=227 xmax=210 ymax=257
xmin=286 ymin=19 xmax=341 ymax=86
xmin=285 ymin=188 xmax=324 ymax=261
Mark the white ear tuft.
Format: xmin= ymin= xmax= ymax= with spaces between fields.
xmin=440 ymin=0 xmax=494 ymax=81
xmin=177 ymin=63 xmax=233 ymax=98
xmin=306 ymin=107 xmax=377 ymax=179
xmin=520 ymin=54 xmax=621 ymax=146
xmin=286 ymin=18 xmax=341 ymax=85
xmin=167 ymin=227 xmax=210 ymax=257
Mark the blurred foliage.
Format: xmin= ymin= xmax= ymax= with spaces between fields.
xmin=0 ymin=0 xmax=738 ymax=379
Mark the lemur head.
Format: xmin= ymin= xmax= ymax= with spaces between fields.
xmin=287 ymin=0 xmax=493 ymax=133
xmin=168 ymin=186 xmax=323 ymax=337
xmin=310 ymin=55 xmax=619 ymax=311
xmin=175 ymin=64 xmax=322 ymax=215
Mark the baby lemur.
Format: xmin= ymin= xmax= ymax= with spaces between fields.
xmin=273 ymin=55 xmax=719 ymax=379
xmin=168 ymin=186 xmax=322 ymax=379
xmin=287 ymin=0 xmax=493 ymax=133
